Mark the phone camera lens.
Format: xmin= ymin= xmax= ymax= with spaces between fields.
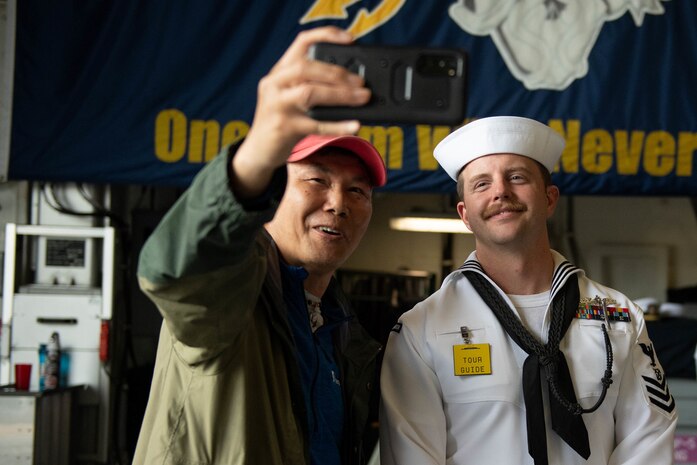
xmin=417 ymin=54 xmax=458 ymax=77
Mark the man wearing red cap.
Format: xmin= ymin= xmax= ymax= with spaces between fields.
xmin=133 ymin=27 xmax=386 ymax=465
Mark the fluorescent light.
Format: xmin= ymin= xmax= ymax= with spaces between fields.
xmin=389 ymin=214 xmax=472 ymax=234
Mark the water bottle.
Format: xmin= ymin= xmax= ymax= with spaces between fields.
xmin=43 ymin=332 xmax=61 ymax=390
xmin=38 ymin=343 xmax=47 ymax=391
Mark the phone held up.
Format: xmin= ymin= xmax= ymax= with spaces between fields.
xmin=308 ymin=42 xmax=467 ymax=126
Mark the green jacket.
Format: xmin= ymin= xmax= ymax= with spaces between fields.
xmin=133 ymin=149 xmax=381 ymax=465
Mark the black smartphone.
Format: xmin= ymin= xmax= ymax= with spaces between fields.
xmin=308 ymin=42 xmax=467 ymax=126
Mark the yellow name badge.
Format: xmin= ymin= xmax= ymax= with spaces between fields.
xmin=453 ymin=344 xmax=492 ymax=376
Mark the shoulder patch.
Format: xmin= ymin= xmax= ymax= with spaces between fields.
xmin=637 ymin=342 xmax=676 ymax=416
xmin=391 ymin=322 xmax=403 ymax=333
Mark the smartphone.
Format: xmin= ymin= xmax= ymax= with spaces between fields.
xmin=308 ymin=42 xmax=467 ymax=125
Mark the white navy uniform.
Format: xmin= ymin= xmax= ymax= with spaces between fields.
xmin=380 ymin=250 xmax=678 ymax=465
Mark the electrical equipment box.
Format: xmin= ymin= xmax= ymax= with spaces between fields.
xmin=31 ymin=184 xmax=102 ymax=287
xmin=36 ymin=236 xmax=97 ymax=286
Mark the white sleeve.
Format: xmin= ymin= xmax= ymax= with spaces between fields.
xmin=379 ymin=317 xmax=447 ymax=465
xmin=609 ymin=316 xmax=678 ymax=464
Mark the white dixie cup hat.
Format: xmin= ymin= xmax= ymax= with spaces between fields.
xmin=433 ymin=116 xmax=566 ymax=181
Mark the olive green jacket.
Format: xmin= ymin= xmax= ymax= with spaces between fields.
xmin=133 ymin=150 xmax=381 ymax=465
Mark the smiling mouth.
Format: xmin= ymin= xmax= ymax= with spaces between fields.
xmin=317 ymin=226 xmax=341 ymax=236
xmin=490 ymin=209 xmax=518 ymax=218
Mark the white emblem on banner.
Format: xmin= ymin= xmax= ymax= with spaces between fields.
xmin=448 ymin=0 xmax=668 ymax=90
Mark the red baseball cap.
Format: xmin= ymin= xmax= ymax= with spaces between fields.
xmin=288 ymin=135 xmax=387 ymax=187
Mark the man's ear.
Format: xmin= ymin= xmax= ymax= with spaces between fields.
xmin=456 ymin=201 xmax=471 ymax=230
xmin=546 ymin=185 xmax=560 ymax=218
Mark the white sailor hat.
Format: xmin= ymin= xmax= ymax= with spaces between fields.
xmin=433 ymin=116 xmax=565 ymax=181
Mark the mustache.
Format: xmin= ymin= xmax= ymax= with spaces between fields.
xmin=483 ymin=201 xmax=527 ymax=219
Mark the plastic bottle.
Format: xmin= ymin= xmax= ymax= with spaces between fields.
xmin=43 ymin=332 xmax=61 ymax=390
xmin=38 ymin=343 xmax=47 ymax=391
xmin=59 ymin=351 xmax=70 ymax=388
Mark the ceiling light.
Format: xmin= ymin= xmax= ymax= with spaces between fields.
xmin=389 ymin=213 xmax=472 ymax=234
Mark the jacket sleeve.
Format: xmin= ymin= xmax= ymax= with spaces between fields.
xmin=608 ymin=311 xmax=678 ymax=464
xmin=379 ymin=311 xmax=447 ymax=465
xmin=137 ymin=147 xmax=284 ymax=363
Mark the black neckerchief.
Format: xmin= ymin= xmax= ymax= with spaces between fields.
xmin=463 ymin=270 xmax=591 ymax=465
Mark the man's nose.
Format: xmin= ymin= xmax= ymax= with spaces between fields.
xmin=325 ymin=188 xmax=349 ymax=217
xmin=492 ymin=178 xmax=511 ymax=200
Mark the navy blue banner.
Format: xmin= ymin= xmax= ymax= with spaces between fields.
xmin=9 ymin=1 xmax=697 ymax=195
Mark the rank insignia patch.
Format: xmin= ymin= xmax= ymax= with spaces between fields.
xmin=641 ymin=375 xmax=675 ymax=413
xmin=391 ymin=322 xmax=403 ymax=333
xmin=638 ymin=342 xmax=676 ymax=416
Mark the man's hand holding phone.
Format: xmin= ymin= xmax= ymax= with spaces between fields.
xmin=232 ymin=27 xmax=370 ymax=198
